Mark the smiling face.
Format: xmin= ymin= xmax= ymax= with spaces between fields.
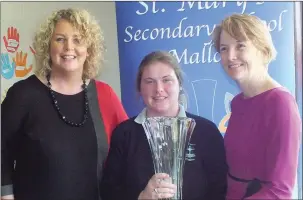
xmin=140 ymin=61 xmax=180 ymax=117
xmin=50 ymin=19 xmax=88 ymax=75
xmin=219 ymin=30 xmax=267 ymax=83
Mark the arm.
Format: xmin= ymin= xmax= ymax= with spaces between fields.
xmin=100 ymin=125 xmax=127 ymax=200
xmin=245 ymin=94 xmax=301 ymax=199
xmin=204 ymin=122 xmax=228 ymax=200
xmin=1 ymin=84 xmax=27 ymax=199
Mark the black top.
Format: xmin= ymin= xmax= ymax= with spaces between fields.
xmin=100 ymin=113 xmax=228 ymax=200
xmin=1 ymin=75 xmax=100 ymax=200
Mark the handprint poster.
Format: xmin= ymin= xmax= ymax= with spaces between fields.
xmin=1 ymin=26 xmax=34 ymax=103
xmin=3 ymin=27 xmax=20 ymax=53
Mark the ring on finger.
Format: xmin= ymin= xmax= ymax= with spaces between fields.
xmin=154 ymin=188 xmax=158 ymax=194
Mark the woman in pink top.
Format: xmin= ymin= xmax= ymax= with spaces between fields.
xmin=212 ymin=14 xmax=301 ymax=199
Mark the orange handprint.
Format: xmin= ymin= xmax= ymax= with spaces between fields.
xmin=3 ymin=27 xmax=20 ymax=53
xmin=13 ymin=51 xmax=33 ymax=77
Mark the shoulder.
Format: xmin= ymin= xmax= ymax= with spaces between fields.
xmin=264 ymin=87 xmax=298 ymax=115
xmin=265 ymin=87 xmax=296 ymax=105
xmin=94 ymin=80 xmax=113 ymax=92
xmin=265 ymin=88 xmax=301 ymax=142
xmin=109 ymin=117 xmax=144 ymax=147
xmin=94 ymin=79 xmax=110 ymax=88
xmin=116 ymin=116 xmax=137 ymax=127
xmin=93 ymin=79 xmax=119 ymax=97
xmin=5 ymin=75 xmax=40 ymax=100
xmin=111 ymin=117 xmax=140 ymax=137
xmin=2 ymin=75 xmax=40 ymax=115
xmin=265 ymin=88 xmax=300 ymax=119
xmin=9 ymin=75 xmax=38 ymax=90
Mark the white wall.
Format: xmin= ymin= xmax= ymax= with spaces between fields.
xmin=1 ymin=2 xmax=121 ymax=102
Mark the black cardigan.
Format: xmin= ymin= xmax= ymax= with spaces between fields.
xmin=100 ymin=112 xmax=227 ymax=200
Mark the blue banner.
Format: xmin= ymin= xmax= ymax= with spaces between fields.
xmin=115 ymin=1 xmax=296 ymax=134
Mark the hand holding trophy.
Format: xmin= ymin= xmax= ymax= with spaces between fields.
xmin=138 ymin=173 xmax=176 ymax=199
xmin=142 ymin=117 xmax=196 ymax=200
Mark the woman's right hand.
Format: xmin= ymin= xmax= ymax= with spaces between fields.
xmin=138 ymin=173 xmax=177 ymax=200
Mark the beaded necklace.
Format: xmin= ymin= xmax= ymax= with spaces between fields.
xmin=46 ymin=73 xmax=89 ymax=127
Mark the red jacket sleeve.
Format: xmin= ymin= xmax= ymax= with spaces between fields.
xmin=95 ymin=81 xmax=128 ymax=145
xmin=246 ymin=93 xmax=301 ymax=199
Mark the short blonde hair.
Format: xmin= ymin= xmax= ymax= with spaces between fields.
xmin=212 ymin=13 xmax=277 ymax=64
xmin=33 ymin=8 xmax=105 ymax=79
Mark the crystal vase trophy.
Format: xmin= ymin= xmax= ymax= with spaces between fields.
xmin=142 ymin=117 xmax=196 ymax=200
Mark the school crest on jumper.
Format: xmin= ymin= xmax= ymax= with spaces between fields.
xmin=185 ymin=143 xmax=196 ymax=161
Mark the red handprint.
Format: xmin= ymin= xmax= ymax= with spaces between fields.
xmin=3 ymin=27 xmax=20 ymax=53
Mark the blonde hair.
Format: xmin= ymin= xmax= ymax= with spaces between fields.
xmin=33 ymin=8 xmax=105 ymax=79
xmin=212 ymin=13 xmax=277 ymax=64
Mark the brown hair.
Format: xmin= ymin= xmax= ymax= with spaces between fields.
xmin=136 ymin=51 xmax=184 ymax=92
